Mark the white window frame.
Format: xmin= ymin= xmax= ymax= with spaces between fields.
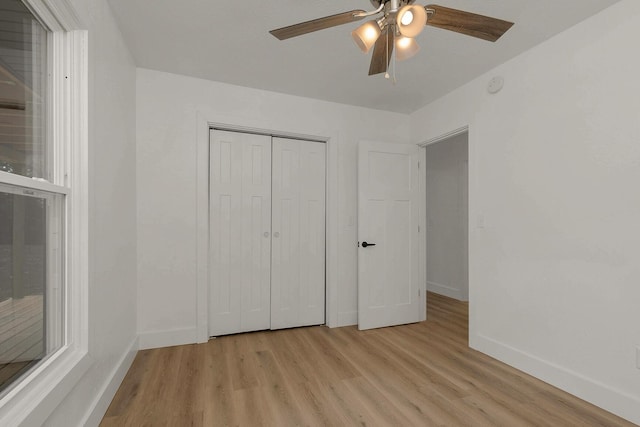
xmin=0 ymin=0 xmax=89 ymax=425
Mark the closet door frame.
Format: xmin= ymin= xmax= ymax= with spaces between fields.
xmin=196 ymin=118 xmax=339 ymax=342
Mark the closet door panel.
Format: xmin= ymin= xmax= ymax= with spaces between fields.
xmin=298 ymin=143 xmax=326 ymax=326
xmin=209 ymin=130 xmax=271 ymax=336
xmin=240 ymin=138 xmax=272 ymax=332
xmin=271 ymin=138 xmax=325 ymax=329
xmin=271 ymin=141 xmax=300 ymax=329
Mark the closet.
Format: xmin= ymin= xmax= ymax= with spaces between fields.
xmin=208 ymin=129 xmax=326 ymax=336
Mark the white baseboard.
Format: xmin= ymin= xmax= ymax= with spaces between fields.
xmin=471 ymin=334 xmax=640 ymax=425
xmin=81 ymin=336 xmax=138 ymax=426
xmin=337 ymin=311 xmax=357 ymax=327
xmin=138 ymin=327 xmax=197 ymax=350
xmin=427 ymin=281 xmax=468 ymax=301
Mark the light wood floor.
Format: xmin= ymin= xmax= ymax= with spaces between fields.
xmin=102 ymin=293 xmax=635 ymax=426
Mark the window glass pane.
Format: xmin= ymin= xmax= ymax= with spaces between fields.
xmin=0 ymin=185 xmax=63 ymax=395
xmin=0 ymin=0 xmax=48 ymax=179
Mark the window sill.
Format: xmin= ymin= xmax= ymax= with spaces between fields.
xmin=0 ymin=347 xmax=93 ymax=426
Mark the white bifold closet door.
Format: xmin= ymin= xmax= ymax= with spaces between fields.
xmin=271 ymin=137 xmax=326 ymax=330
xmin=209 ymin=130 xmax=272 ymax=336
xmin=209 ymin=130 xmax=325 ymax=336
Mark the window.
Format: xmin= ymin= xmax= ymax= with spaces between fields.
xmin=0 ymin=0 xmax=64 ymax=397
xmin=0 ymin=0 xmax=88 ymax=423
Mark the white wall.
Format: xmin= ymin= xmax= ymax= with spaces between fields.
xmin=44 ymin=0 xmax=138 ymax=425
xmin=136 ymin=68 xmax=410 ymax=346
xmin=425 ymin=133 xmax=468 ymax=301
xmin=411 ymin=1 xmax=640 ymax=424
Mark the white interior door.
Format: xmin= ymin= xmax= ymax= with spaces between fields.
xmin=209 ymin=130 xmax=272 ymax=336
xmin=358 ymin=141 xmax=421 ymax=330
xmin=271 ymin=137 xmax=326 ymax=329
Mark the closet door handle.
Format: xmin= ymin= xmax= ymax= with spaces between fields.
xmin=274 ymin=232 xmax=280 ymax=238
xmin=361 ymin=241 xmax=376 ymax=248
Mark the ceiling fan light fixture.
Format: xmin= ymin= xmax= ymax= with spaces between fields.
xmin=351 ymin=20 xmax=382 ymax=53
xmin=400 ymin=10 xmax=414 ymax=26
xmin=395 ymin=36 xmax=420 ymax=61
xmin=397 ymin=5 xmax=427 ymax=38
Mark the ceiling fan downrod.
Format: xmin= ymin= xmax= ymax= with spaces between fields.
xmin=366 ymin=0 xmax=415 ymax=17
xmin=369 ymin=0 xmax=417 ymax=9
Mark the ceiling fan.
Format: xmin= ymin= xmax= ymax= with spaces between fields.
xmin=270 ymin=1 xmax=514 ymax=76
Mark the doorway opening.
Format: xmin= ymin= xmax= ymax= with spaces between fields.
xmin=424 ymin=130 xmax=469 ymax=318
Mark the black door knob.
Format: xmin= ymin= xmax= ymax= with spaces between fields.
xmin=361 ymin=241 xmax=376 ymax=248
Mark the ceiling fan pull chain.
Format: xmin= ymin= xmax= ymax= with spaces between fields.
xmin=393 ymin=26 xmax=398 ymax=84
xmin=385 ymin=28 xmax=390 ymax=79
xmin=392 ymin=46 xmax=397 ymax=85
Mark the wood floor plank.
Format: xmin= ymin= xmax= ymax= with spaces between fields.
xmin=202 ymin=339 xmax=237 ymax=426
xmin=314 ymin=378 xmax=380 ymax=426
xmin=102 ymin=293 xmax=636 ymax=426
xmin=102 ymin=350 xmax=151 ymax=418
xmin=221 ymin=335 xmax=261 ymax=391
xmin=295 ymin=326 xmax=360 ymax=382
xmin=233 ymin=386 xmax=275 ymax=426
xmin=253 ymin=349 xmax=305 ymax=426
xmin=341 ymin=376 xmax=418 ymax=426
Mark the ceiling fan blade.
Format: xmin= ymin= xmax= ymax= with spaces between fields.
xmin=425 ymin=5 xmax=514 ymax=42
xmin=368 ymin=27 xmax=393 ymax=76
xmin=270 ymin=10 xmax=366 ymax=40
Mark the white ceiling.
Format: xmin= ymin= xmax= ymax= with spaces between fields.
xmin=107 ymin=0 xmax=620 ymax=114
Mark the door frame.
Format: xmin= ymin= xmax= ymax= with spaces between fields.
xmin=195 ymin=114 xmax=339 ymax=342
xmin=417 ymin=125 xmax=469 ymax=323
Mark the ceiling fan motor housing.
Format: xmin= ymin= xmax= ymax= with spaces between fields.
xmin=369 ymin=0 xmax=416 ymax=11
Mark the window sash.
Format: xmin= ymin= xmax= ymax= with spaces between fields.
xmin=0 ymin=0 xmax=50 ymax=181
xmin=0 ymin=182 xmax=65 ymax=398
